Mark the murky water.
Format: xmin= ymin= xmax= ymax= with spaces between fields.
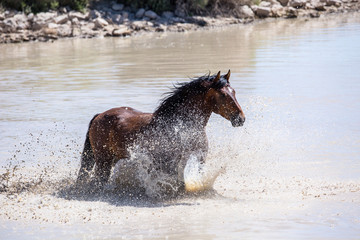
xmin=1 ymin=13 xmax=360 ymax=239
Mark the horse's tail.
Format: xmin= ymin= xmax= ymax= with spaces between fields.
xmin=76 ymin=114 xmax=99 ymax=184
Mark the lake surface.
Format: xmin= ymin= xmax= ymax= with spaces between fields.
xmin=1 ymin=13 xmax=360 ymax=239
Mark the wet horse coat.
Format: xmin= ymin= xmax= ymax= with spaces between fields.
xmin=77 ymin=70 xmax=245 ymax=192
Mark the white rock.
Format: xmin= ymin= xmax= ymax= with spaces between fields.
xmin=57 ymin=24 xmax=71 ymax=37
xmin=69 ymin=12 xmax=87 ymax=20
xmin=259 ymin=1 xmax=272 ymax=7
xmin=94 ymin=17 xmax=108 ymax=28
xmin=326 ymin=0 xmax=342 ymax=6
xmin=36 ymin=12 xmax=56 ymax=22
xmin=144 ymin=10 xmax=158 ymax=19
xmin=47 ymin=22 xmax=59 ymax=29
xmin=271 ymin=5 xmax=286 ymax=16
xmin=72 ymin=17 xmax=80 ymax=25
xmin=239 ymin=5 xmax=255 ymax=18
xmin=112 ymin=27 xmax=132 ymax=36
xmin=112 ymin=3 xmax=124 ymax=11
xmin=54 ymin=15 xmax=68 ymax=24
xmin=136 ymin=8 xmax=146 ymax=18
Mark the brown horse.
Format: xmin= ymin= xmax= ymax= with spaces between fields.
xmin=77 ymin=70 xmax=245 ymax=193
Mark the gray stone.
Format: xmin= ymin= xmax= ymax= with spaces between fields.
xmin=59 ymin=7 xmax=67 ymax=14
xmin=94 ymin=17 xmax=108 ymax=28
xmin=0 ymin=13 xmax=5 ymax=21
xmin=136 ymin=8 xmax=146 ymax=19
xmin=47 ymin=22 xmax=59 ymax=29
xmin=256 ymin=7 xmax=271 ymax=17
xmin=259 ymin=1 xmax=272 ymax=7
xmin=90 ymin=10 xmax=102 ymax=19
xmin=32 ymin=20 xmax=47 ymax=31
xmin=69 ymin=12 xmax=87 ymax=21
xmin=239 ymin=5 xmax=255 ymax=18
xmin=112 ymin=14 xmax=122 ymax=23
xmin=57 ymin=24 xmax=71 ymax=37
xmin=286 ymin=7 xmax=298 ymax=17
xmin=27 ymin=13 xmax=34 ymax=21
xmin=289 ymin=0 xmax=307 ymax=8
xmin=278 ymin=0 xmax=290 ymax=6
xmin=2 ymin=18 xmax=17 ymax=32
xmin=36 ymin=12 xmax=56 ymax=22
xmin=326 ymin=0 xmax=342 ymax=6
xmin=271 ymin=5 xmax=286 ymax=16
xmin=54 ymin=15 xmax=69 ymax=24
xmin=112 ymin=27 xmax=132 ymax=36
xmin=112 ymin=3 xmax=124 ymax=11
xmin=144 ymin=10 xmax=158 ymax=19
xmin=72 ymin=17 xmax=80 ymax=25
xmin=162 ymin=11 xmax=175 ymax=19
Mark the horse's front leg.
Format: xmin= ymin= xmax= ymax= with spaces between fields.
xmin=93 ymin=152 xmax=114 ymax=189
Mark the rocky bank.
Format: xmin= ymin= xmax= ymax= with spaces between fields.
xmin=0 ymin=0 xmax=359 ymax=44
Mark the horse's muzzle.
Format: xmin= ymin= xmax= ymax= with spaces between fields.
xmin=231 ymin=114 xmax=245 ymax=127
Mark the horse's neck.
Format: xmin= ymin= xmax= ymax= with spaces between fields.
xmin=155 ymin=103 xmax=211 ymax=130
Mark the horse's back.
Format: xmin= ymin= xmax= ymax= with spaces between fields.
xmin=89 ymin=107 xmax=153 ymax=159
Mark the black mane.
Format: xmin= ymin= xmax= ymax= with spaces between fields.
xmin=153 ymin=73 xmax=228 ymax=119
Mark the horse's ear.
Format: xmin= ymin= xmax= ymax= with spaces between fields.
xmin=225 ymin=69 xmax=231 ymax=83
xmin=214 ymin=71 xmax=221 ymax=83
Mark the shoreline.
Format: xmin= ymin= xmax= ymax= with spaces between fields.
xmin=0 ymin=0 xmax=359 ymax=44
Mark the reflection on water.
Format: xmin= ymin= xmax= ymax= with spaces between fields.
xmin=0 ymin=13 xmax=360 ymax=239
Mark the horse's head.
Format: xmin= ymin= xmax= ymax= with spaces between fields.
xmin=205 ymin=70 xmax=245 ymax=127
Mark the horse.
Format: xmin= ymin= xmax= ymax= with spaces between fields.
xmin=76 ymin=70 xmax=245 ymax=195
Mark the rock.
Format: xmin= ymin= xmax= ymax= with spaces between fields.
xmin=32 ymin=20 xmax=47 ymax=31
xmin=47 ymin=23 xmax=59 ymax=29
xmin=27 ymin=13 xmax=34 ymax=21
xmin=59 ymin=7 xmax=67 ymax=14
xmin=112 ymin=3 xmax=124 ymax=11
xmin=326 ymin=0 xmax=342 ymax=6
xmin=162 ymin=11 xmax=175 ymax=19
xmin=251 ymin=5 xmax=259 ymax=12
xmin=239 ymin=5 xmax=255 ymax=18
xmin=112 ymin=14 xmax=122 ymax=23
xmin=112 ymin=27 xmax=132 ymax=36
xmin=259 ymin=1 xmax=272 ymax=7
xmin=144 ymin=10 xmax=158 ymax=19
xmin=271 ymin=5 xmax=286 ymax=16
xmin=71 ymin=27 xmax=81 ymax=37
xmin=286 ymin=7 xmax=298 ymax=17
xmin=69 ymin=12 xmax=87 ymax=21
xmin=54 ymin=15 xmax=69 ymax=24
xmin=89 ymin=10 xmax=102 ymax=19
xmin=2 ymin=18 xmax=17 ymax=32
xmin=36 ymin=12 xmax=56 ymax=22
xmin=310 ymin=11 xmax=321 ymax=17
xmin=289 ymin=0 xmax=307 ymax=8
xmin=57 ymin=24 xmax=72 ymax=37
xmin=278 ymin=0 xmax=290 ymax=6
xmin=94 ymin=17 xmax=108 ymax=28
xmin=131 ymin=21 xmax=147 ymax=30
xmin=256 ymin=7 xmax=271 ymax=17
xmin=72 ymin=17 xmax=80 ymax=25
xmin=136 ymin=8 xmax=146 ymax=19
xmin=314 ymin=2 xmax=327 ymax=10
xmin=0 ymin=13 xmax=5 ymax=21
xmin=42 ymin=27 xmax=57 ymax=36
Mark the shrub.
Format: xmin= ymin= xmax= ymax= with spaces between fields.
xmin=0 ymin=0 xmax=89 ymax=13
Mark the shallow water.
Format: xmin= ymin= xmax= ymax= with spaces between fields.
xmin=1 ymin=13 xmax=360 ymax=239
